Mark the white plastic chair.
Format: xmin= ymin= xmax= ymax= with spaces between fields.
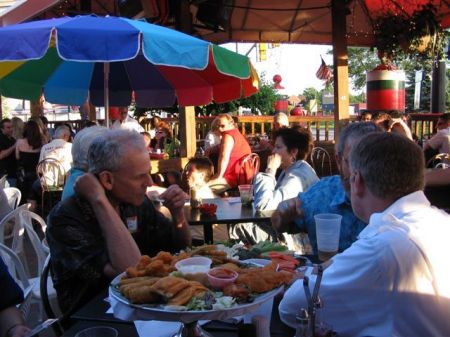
xmin=0 ymin=243 xmax=34 ymax=321
xmin=0 ymin=203 xmax=31 ymax=254
xmin=0 ymin=206 xmax=57 ymax=320
xmin=19 ymin=210 xmax=57 ymax=319
xmin=3 ymin=187 xmax=22 ymax=209
xmin=0 ymin=174 xmax=7 ymax=188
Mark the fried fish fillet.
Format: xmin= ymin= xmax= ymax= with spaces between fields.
xmin=237 ymin=269 xmax=293 ymax=293
xmin=150 ymin=276 xmax=191 ymax=299
xmin=168 ymin=281 xmax=209 ymax=306
xmin=119 ymin=276 xmax=155 ymax=286
xmin=125 ymin=285 xmax=161 ymax=304
xmin=120 ymin=278 xmax=160 ymax=299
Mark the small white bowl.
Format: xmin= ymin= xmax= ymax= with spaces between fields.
xmin=175 ymin=256 xmax=212 ymax=274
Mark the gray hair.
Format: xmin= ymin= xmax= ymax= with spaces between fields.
xmin=88 ymin=129 xmax=146 ymax=174
xmin=350 ymin=132 xmax=424 ymax=200
xmin=53 ymin=125 xmax=71 ymax=139
xmin=274 ymin=112 xmax=289 ymax=126
xmin=336 ymin=122 xmax=381 ymax=157
xmin=71 ymin=126 xmax=108 ymax=171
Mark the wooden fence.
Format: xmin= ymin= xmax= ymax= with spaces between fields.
xmin=48 ymin=112 xmax=442 ymax=143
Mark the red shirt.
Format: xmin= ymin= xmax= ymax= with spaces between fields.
xmin=222 ymin=128 xmax=251 ymax=188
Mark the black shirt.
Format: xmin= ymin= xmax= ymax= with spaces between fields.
xmin=0 ymin=257 xmax=24 ymax=311
xmin=46 ymin=196 xmax=180 ymax=314
xmin=0 ymin=133 xmax=16 ymax=178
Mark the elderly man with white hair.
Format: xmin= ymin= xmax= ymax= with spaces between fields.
xmin=61 ymin=125 xmax=108 ymax=200
xmin=47 ymin=129 xmax=191 ymax=316
xmin=39 ymin=125 xmax=73 ymax=172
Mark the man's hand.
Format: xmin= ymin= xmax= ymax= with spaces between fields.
xmin=271 ymin=197 xmax=303 ymax=233
xmin=74 ymin=173 xmax=106 ymax=202
xmin=160 ymin=185 xmax=191 ymax=248
xmin=160 ymin=185 xmax=186 ymax=216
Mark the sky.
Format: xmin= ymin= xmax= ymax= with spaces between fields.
xmin=222 ymin=43 xmax=334 ymax=96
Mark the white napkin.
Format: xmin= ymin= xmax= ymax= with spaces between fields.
xmin=134 ymin=320 xmax=209 ymax=337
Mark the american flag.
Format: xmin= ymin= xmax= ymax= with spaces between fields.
xmin=316 ymin=56 xmax=331 ymax=82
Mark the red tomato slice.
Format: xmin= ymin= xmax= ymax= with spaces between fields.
xmin=267 ymin=252 xmax=299 ymax=265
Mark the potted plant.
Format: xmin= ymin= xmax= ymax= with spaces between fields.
xmin=374 ymin=4 xmax=448 ymax=66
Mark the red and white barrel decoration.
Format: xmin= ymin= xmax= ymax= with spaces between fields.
xmin=366 ymin=68 xmax=405 ymax=112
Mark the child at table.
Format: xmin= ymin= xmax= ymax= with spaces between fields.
xmin=183 ymin=157 xmax=229 ymax=244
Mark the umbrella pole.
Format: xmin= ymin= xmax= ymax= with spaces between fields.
xmin=104 ymin=62 xmax=110 ymax=127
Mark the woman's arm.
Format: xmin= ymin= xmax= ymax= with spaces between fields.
xmin=14 ymin=139 xmax=22 ymax=160
xmin=216 ymin=134 xmax=234 ymax=179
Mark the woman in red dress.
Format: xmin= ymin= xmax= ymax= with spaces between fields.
xmin=208 ymin=113 xmax=251 ymax=193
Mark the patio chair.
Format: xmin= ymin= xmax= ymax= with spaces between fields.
xmin=0 ymin=206 xmax=56 ymax=320
xmin=36 ymin=158 xmax=67 ymax=216
xmin=0 ymin=174 xmax=7 ymax=188
xmin=237 ymin=153 xmax=260 ymax=186
xmin=0 ymin=243 xmax=34 ymax=322
xmin=3 ymin=187 xmax=21 ymax=209
xmin=426 ymin=153 xmax=450 ymax=169
xmin=40 ymin=255 xmax=63 ymax=336
xmin=310 ymin=146 xmax=333 ymax=178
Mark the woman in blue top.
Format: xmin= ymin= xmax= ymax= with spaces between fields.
xmin=253 ymin=126 xmax=319 ymax=211
xmin=230 ymin=127 xmax=319 ymax=246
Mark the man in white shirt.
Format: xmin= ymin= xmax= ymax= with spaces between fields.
xmin=424 ymin=113 xmax=450 ymax=155
xmin=39 ymin=125 xmax=73 ymax=172
xmin=279 ymin=132 xmax=450 ymax=336
xmin=111 ymin=106 xmax=144 ymax=133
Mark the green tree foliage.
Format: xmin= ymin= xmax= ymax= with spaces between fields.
xmin=349 ymin=92 xmax=366 ymax=104
xmin=302 ymin=87 xmax=321 ymax=103
xmin=236 ymin=82 xmax=278 ymax=115
xmin=346 ymin=48 xmax=380 ymax=91
xmin=195 ymin=74 xmax=278 ymax=116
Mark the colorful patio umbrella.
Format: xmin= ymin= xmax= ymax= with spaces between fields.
xmin=0 ymin=15 xmax=259 ymax=124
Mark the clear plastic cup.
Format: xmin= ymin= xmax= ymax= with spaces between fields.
xmin=74 ymin=326 xmax=118 ymax=337
xmin=314 ymin=213 xmax=342 ymax=261
xmin=238 ymin=184 xmax=253 ymax=206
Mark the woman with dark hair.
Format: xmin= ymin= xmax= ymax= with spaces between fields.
xmin=230 ymin=126 xmax=319 ymax=246
xmin=253 ymin=126 xmax=319 ymax=211
xmin=15 ymin=120 xmax=45 ymax=207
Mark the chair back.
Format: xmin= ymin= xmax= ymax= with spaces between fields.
xmin=0 ymin=243 xmax=30 ymax=289
xmin=426 ymin=153 xmax=450 ymax=169
xmin=19 ymin=210 xmax=49 ymax=274
xmin=0 ymin=203 xmax=30 ymax=254
xmin=0 ymin=174 xmax=7 ymax=188
xmin=0 ymin=243 xmax=37 ymax=323
xmin=237 ymin=153 xmax=260 ymax=185
xmin=3 ymin=187 xmax=22 ymax=209
xmin=36 ymin=158 xmax=66 ymax=191
xmin=310 ymin=146 xmax=333 ymax=178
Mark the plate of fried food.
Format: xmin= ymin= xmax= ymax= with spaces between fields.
xmin=108 ymin=245 xmax=294 ymax=322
